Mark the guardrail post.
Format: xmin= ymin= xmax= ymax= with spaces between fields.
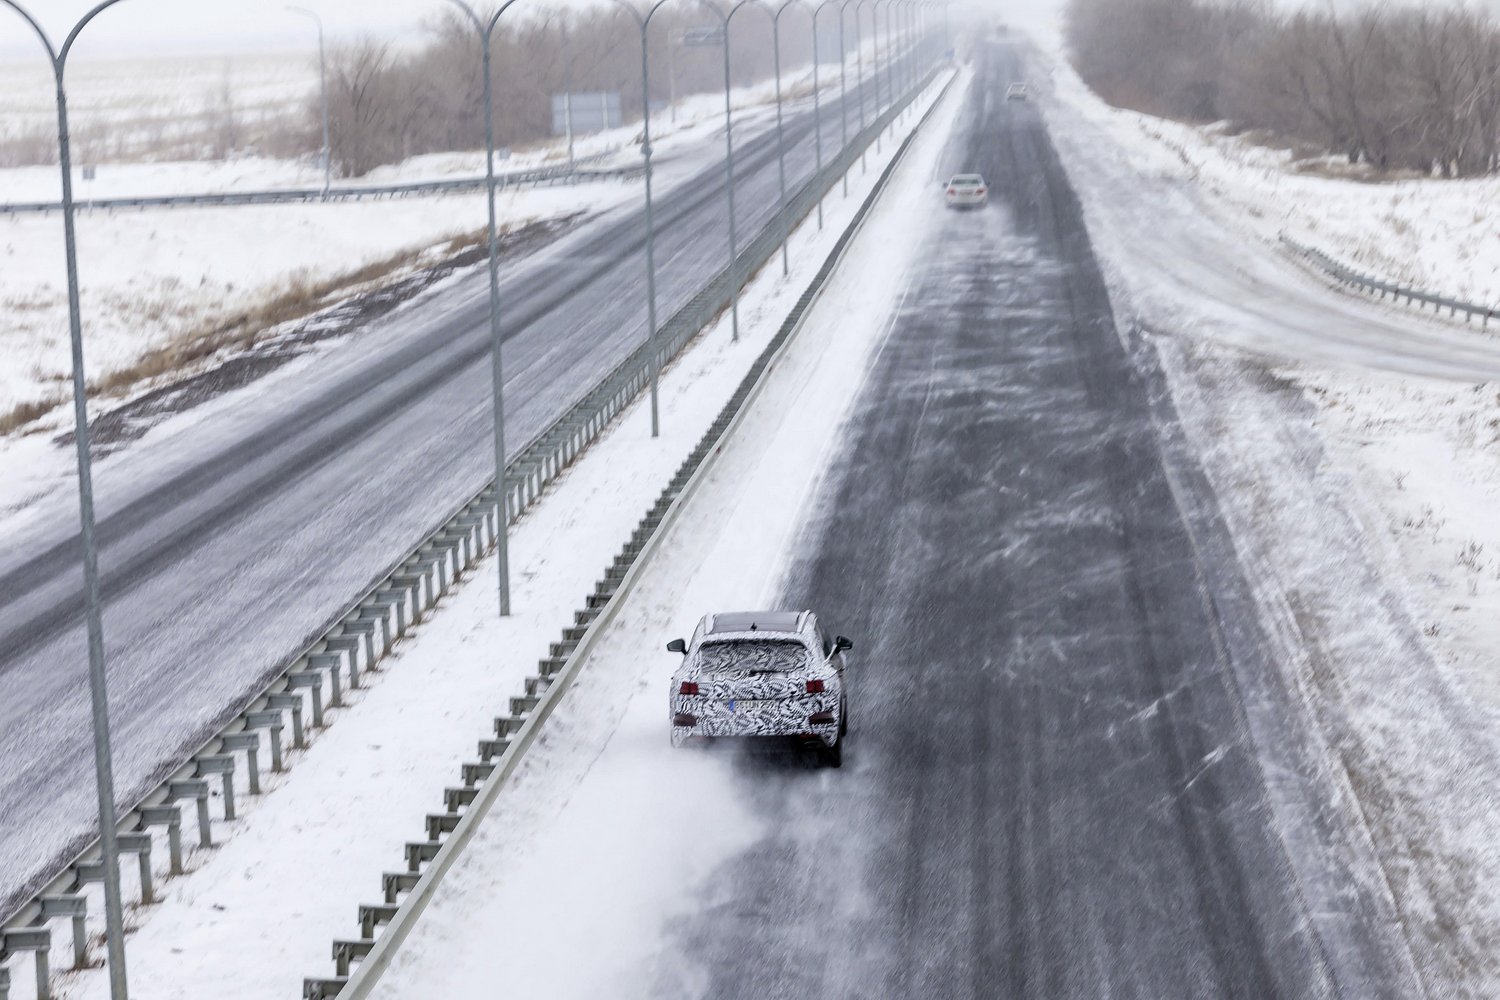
xmin=0 ymin=962 xmax=9 ymax=1000
xmin=267 ymin=692 xmax=307 ymax=749
xmin=195 ymin=754 xmax=238 ymax=821
xmin=382 ymin=871 xmax=420 ymax=903
xmin=39 ymin=895 xmax=88 ymax=969
xmin=308 ymin=654 xmax=346 ymax=708
xmin=117 ymin=832 xmax=155 ymax=904
xmin=323 ymin=634 xmax=364 ymax=687
xmin=78 ymin=833 xmax=155 ymax=904
xmin=286 ymin=672 xmax=326 ymax=728
xmin=1 ymin=929 xmax=50 ymax=1000
xmin=245 ymin=710 xmax=286 ymax=771
xmin=220 ymin=732 xmax=262 ymax=795
xmin=139 ymin=805 xmax=184 ymax=875
xmin=168 ymin=779 xmax=213 ymax=848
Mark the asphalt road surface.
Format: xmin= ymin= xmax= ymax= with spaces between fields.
xmin=655 ymin=44 xmax=1418 ymax=998
xmin=0 ymin=52 xmax=925 ymax=917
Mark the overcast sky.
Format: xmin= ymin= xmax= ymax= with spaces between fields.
xmin=4 ymin=0 xmax=1052 ymax=59
xmin=3 ymin=0 xmax=1495 ymax=62
xmin=0 ymin=0 xmax=480 ymax=59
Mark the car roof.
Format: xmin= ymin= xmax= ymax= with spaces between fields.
xmin=705 ymin=610 xmax=806 ymax=635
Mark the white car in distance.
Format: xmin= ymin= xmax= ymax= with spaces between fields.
xmin=945 ymin=174 xmax=989 ymax=210
xmin=1007 ymin=82 xmax=1028 ymax=101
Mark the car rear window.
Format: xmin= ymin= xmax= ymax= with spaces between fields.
xmin=699 ymin=639 xmax=808 ymax=674
xmin=952 ymin=176 xmax=983 ymax=186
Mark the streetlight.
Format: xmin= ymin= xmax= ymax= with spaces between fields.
xmin=851 ymin=0 xmax=870 ymax=168
xmin=698 ymin=0 xmax=771 ymax=343
xmin=876 ymin=0 xmax=888 ymax=134
xmin=609 ymin=0 xmax=675 ymax=438
xmin=769 ymin=0 xmax=795 ymax=274
xmin=808 ymin=1 xmax=831 ymax=228
xmin=286 ymin=6 xmax=331 ymax=198
xmin=768 ymin=0 xmax=827 ymax=243
xmin=857 ymin=0 xmax=880 ymax=154
xmin=837 ymin=0 xmax=857 ymax=187
xmin=443 ymin=0 xmax=522 ymax=617
xmin=0 ymin=4 xmax=134 ymax=998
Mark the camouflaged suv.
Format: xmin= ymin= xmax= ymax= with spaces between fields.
xmin=667 ymin=611 xmax=853 ymax=767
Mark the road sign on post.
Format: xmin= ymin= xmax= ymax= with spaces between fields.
xmin=681 ymin=25 xmax=724 ymax=46
xmin=551 ymin=92 xmax=622 ymax=135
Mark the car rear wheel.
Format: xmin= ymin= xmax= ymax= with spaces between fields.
xmin=822 ymin=727 xmax=843 ymax=768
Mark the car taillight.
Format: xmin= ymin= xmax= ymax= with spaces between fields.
xmin=674 ymin=712 xmax=697 ymax=727
xmin=806 ymin=679 xmax=825 ymax=694
xmin=976 ymin=187 xmax=986 ymax=194
xmin=680 ymin=681 xmax=699 ymax=695
xmin=808 ymin=711 xmax=835 ymax=725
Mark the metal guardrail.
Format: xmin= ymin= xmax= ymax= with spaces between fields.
xmin=0 ymin=61 xmax=946 ymax=1000
xmin=304 ymin=62 xmax=954 ymax=1000
xmin=0 ymin=150 xmax=634 ymax=216
xmin=1281 ymin=234 xmax=1500 ymax=329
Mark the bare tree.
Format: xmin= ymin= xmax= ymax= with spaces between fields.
xmin=1068 ymin=0 xmax=1500 ymax=178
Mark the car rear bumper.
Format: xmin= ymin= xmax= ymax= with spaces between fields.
xmin=671 ymin=695 xmax=839 ymax=748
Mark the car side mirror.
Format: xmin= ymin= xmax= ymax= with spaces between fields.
xmin=834 ymin=635 xmax=854 ymax=652
xmin=667 ymin=638 xmax=687 ymax=655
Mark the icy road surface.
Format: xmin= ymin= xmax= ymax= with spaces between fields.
xmin=0 ymin=53 xmax=921 ymax=920
xmin=374 ymin=45 xmax=1422 ymax=998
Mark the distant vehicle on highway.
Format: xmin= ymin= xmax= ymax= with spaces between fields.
xmin=668 ymin=610 xmax=852 ymax=767
xmin=945 ymin=173 xmax=989 ymax=209
xmin=1007 ymin=82 xmax=1029 ymax=101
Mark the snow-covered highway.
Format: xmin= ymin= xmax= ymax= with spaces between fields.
xmin=360 ymin=44 xmax=1439 ymax=998
xmin=0 ymin=51 xmax=925 ymax=923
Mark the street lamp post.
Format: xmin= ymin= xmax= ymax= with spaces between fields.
xmin=770 ymin=0 xmax=826 ymax=238
xmin=610 ymin=0 xmax=675 ymax=438
xmin=770 ymin=0 xmax=793 ymax=274
xmin=443 ymin=0 xmax=521 ymax=616
xmin=852 ymin=0 xmax=869 ymax=168
xmin=809 ymin=1 xmax=828 ymax=228
xmin=699 ymin=0 xmax=769 ymax=343
xmin=895 ymin=0 xmax=908 ymax=119
xmin=876 ymin=0 xmax=888 ymax=134
xmin=286 ymin=6 xmax=331 ymax=198
xmin=836 ymin=0 xmax=854 ymax=194
xmin=834 ymin=0 xmax=858 ymax=187
xmin=561 ymin=19 xmax=576 ymax=171
xmin=857 ymin=0 xmax=879 ymax=154
xmin=0 ymin=2 xmax=134 ymax=997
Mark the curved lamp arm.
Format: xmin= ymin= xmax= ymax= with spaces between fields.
xmin=0 ymin=0 xmax=59 ymax=64
xmin=60 ymin=0 xmax=133 ymax=67
xmin=609 ymin=0 xmax=679 ymax=29
xmin=698 ymin=0 xmax=772 ymax=28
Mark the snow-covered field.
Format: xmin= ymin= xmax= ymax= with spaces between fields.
xmin=1006 ymin=10 xmax=1500 ymax=996
xmin=9 ymin=70 xmax=954 ymax=1000
xmin=0 ymin=51 xmax=315 ymax=162
xmin=0 ymin=51 xmax=873 ymax=437
xmin=1000 ymin=17 xmax=1500 ymax=310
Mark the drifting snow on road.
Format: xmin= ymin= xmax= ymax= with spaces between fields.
xmin=1025 ymin=23 xmax=1500 ymax=998
xmin=371 ymin=45 xmax=1432 ymax=999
